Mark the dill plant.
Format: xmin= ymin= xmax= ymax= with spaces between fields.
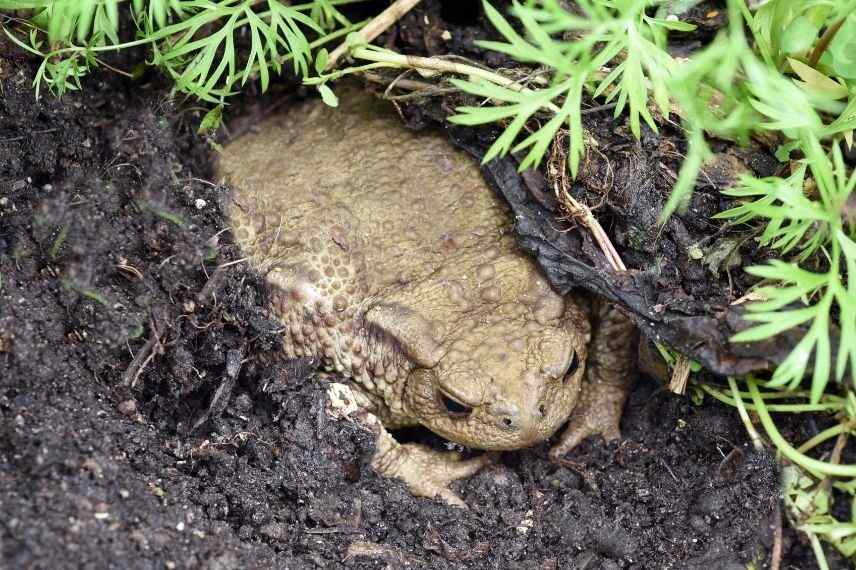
xmin=447 ymin=0 xmax=695 ymax=178
xmin=0 ymin=0 xmax=367 ymax=101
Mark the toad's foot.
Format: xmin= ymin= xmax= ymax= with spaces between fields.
xmin=549 ymin=379 xmax=628 ymax=461
xmin=326 ymin=382 xmax=495 ymax=507
xmin=550 ymin=302 xmax=637 ymax=461
xmin=372 ymin=429 xmax=497 ymax=508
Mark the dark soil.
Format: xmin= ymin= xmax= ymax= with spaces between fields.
xmin=0 ymin=3 xmax=850 ymax=569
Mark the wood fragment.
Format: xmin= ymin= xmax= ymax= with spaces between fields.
xmin=668 ymin=355 xmax=692 ymax=395
xmin=548 ymin=129 xmax=626 ymax=272
xmin=325 ymin=0 xmax=423 ymax=70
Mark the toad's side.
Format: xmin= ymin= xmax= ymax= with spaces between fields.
xmin=217 ymin=90 xmax=637 ymax=506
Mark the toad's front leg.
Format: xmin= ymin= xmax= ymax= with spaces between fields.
xmin=550 ymin=302 xmax=637 ymax=460
xmin=372 ymin=426 xmax=497 ymax=508
xmin=326 ymin=383 xmax=495 ymax=508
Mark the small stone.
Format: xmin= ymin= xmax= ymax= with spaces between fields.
xmin=233 ymin=393 xmax=252 ymax=413
xmin=259 ymin=522 xmax=287 ymax=541
xmin=118 ymin=399 xmax=137 ymax=416
xmin=225 ymin=349 xmax=242 ymax=379
xmin=195 ymin=198 xmax=207 ymax=209
xmin=82 ymin=458 xmax=103 ymax=478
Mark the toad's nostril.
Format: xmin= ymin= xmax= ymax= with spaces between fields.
xmin=502 ymin=417 xmax=514 ymax=428
xmin=538 ymin=404 xmax=546 ymax=416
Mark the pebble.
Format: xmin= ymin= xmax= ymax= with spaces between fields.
xmin=118 ymin=400 xmax=137 ymax=416
xmin=259 ymin=522 xmax=288 ymax=541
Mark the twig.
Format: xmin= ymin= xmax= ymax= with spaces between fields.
xmin=667 ymin=355 xmax=691 ymax=395
xmin=351 ymin=47 xmax=563 ymax=114
xmin=122 ymin=325 xmax=164 ymax=387
xmin=771 ymin=501 xmax=782 ymax=570
xmin=581 ymin=102 xmax=618 ymax=116
xmin=325 ymin=0 xmax=422 ymax=70
xmin=829 ymin=430 xmax=848 ymax=466
xmin=362 ymin=71 xmax=458 ymax=102
xmin=548 ymin=130 xmax=627 ymax=272
xmin=364 ymin=71 xmax=434 ymax=92
xmin=94 ymin=56 xmax=133 ymax=78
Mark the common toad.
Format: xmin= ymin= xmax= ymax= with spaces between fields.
xmin=218 ymin=89 xmax=637 ymax=506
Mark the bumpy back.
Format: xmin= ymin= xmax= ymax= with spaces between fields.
xmin=217 ymin=87 xmax=517 ymax=300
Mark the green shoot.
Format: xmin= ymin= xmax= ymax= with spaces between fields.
xmin=1 ymin=0 xmax=367 ymax=101
xmin=717 ymin=137 xmax=856 ymax=401
xmin=447 ymin=0 xmax=694 ymax=177
xmin=702 ymin=377 xmax=856 ymax=562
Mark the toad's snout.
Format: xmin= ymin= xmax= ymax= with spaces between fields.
xmin=488 ymin=402 xmax=545 ymax=441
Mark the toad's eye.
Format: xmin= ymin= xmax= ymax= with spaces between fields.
xmin=440 ymin=392 xmax=472 ymax=417
xmin=563 ymin=350 xmax=580 ymax=383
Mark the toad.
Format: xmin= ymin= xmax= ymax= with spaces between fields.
xmin=218 ymin=89 xmax=637 ymax=506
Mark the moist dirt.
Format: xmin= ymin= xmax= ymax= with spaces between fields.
xmin=0 ymin=3 xmax=851 ymax=568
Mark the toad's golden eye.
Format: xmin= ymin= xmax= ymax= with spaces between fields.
xmin=439 ymin=392 xmax=472 ymax=417
xmin=563 ymin=350 xmax=580 ymax=384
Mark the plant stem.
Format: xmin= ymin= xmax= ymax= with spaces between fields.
xmin=325 ymin=0 xmax=422 ymax=70
xmin=809 ymin=18 xmax=846 ymax=67
xmin=747 ymin=379 xmax=856 ymax=477
xmin=350 ymin=46 xmax=562 ymax=113
xmin=808 ymin=533 xmax=830 ymax=570
xmin=797 ymin=422 xmax=852 ymax=454
xmin=700 ymin=383 xmax=843 ymax=412
xmin=728 ymin=377 xmax=764 ymax=450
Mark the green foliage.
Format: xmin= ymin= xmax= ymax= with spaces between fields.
xmin=443 ymin=0 xmax=856 ymax=400
xmin=448 ymin=0 xmax=694 ymax=177
xmin=1 ymin=0 xmax=365 ymax=101
xmin=783 ymin=464 xmax=856 ymax=562
xmin=702 ymin=377 xmax=856 ymax=565
xmin=715 ymin=136 xmax=855 ymax=401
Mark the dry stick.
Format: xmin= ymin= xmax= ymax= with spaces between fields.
xmin=548 ymin=130 xmax=627 ymax=272
xmin=363 ymin=71 xmax=455 ymax=98
xmin=771 ymin=501 xmax=783 ymax=570
xmin=122 ymin=328 xmax=162 ymax=387
xmin=351 ymin=47 xmax=563 ymax=114
xmin=667 ymin=356 xmax=692 ymax=395
xmin=549 ymin=131 xmax=694 ymax=393
xmin=325 ymin=0 xmax=422 ymax=71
